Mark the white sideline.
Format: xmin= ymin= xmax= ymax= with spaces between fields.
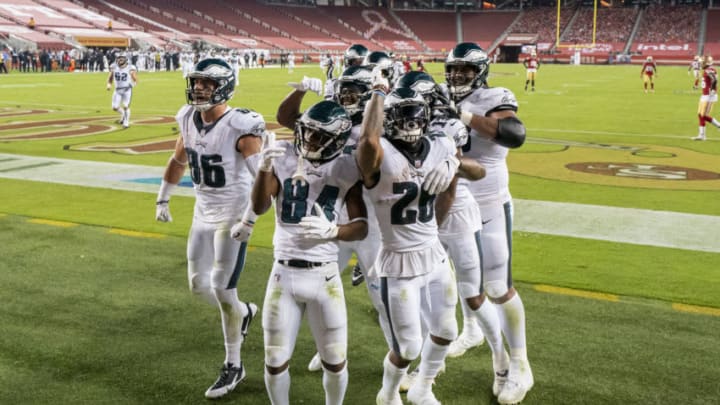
xmin=0 ymin=153 xmax=718 ymax=253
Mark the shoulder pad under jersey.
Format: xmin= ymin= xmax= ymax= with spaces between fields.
xmin=464 ymin=86 xmax=518 ymax=116
xmin=228 ymin=108 xmax=266 ymax=136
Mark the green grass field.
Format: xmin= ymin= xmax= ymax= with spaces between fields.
xmin=1 ymin=62 xmax=719 ymax=404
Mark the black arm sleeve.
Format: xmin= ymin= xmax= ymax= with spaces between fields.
xmin=495 ymin=116 xmax=526 ymax=149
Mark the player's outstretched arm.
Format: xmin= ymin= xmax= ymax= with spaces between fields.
xmin=457 ymin=156 xmax=486 ymax=180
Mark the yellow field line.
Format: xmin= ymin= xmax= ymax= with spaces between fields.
xmin=672 ymin=303 xmax=720 ymax=317
xmin=534 ymin=284 xmax=620 ymax=302
xmin=108 ymin=229 xmax=166 ymax=239
xmin=28 ymin=218 xmax=78 ymax=228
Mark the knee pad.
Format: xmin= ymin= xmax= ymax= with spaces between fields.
xmin=433 ymin=314 xmax=459 ymax=342
xmin=265 ymin=345 xmax=290 ymax=369
xmin=457 ymin=278 xmax=480 ymax=300
xmin=481 ymin=233 xmax=510 ymax=272
xmin=484 ymin=280 xmax=509 ymax=300
xmin=319 ymin=341 xmax=347 ymax=365
xmin=401 ymin=339 xmax=423 ymax=361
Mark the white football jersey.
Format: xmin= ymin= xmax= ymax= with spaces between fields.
xmin=110 ymin=63 xmax=136 ymax=90
xmin=457 ymin=86 xmax=518 ymax=204
xmin=272 ymin=141 xmax=362 ymax=263
xmin=176 ymin=105 xmax=265 ymax=223
xmin=366 ymin=135 xmax=456 ymax=253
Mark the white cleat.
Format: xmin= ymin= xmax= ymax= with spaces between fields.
xmin=400 ymin=362 xmax=445 ymax=393
xmin=307 ymin=352 xmax=322 ymax=372
xmin=407 ymin=380 xmax=441 ymax=405
xmin=399 ymin=368 xmax=418 ymax=393
xmin=492 ymin=350 xmax=510 ymax=397
xmin=447 ymin=329 xmax=484 ymax=358
xmin=498 ymin=358 xmax=534 ymax=404
xmin=692 ymin=135 xmax=706 ymax=141
xmin=376 ymin=388 xmax=403 ymax=405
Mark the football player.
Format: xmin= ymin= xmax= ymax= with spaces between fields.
xmin=154 ymin=58 xmax=264 ymax=399
xmin=365 ymin=50 xmax=398 ymax=87
xmin=359 ymin=76 xmax=485 ymax=405
xmin=324 ymin=44 xmax=369 ymax=101
xmin=392 ymin=72 xmax=505 ymax=395
xmin=276 ymin=66 xmax=391 ymax=373
xmin=641 ymin=56 xmax=658 ymax=93
xmin=445 ymin=42 xmax=531 ymax=404
xmin=106 ymin=52 xmax=137 ymax=128
xmin=689 ymin=55 xmax=702 ymax=90
xmin=693 ymin=55 xmax=720 ymax=141
xmin=522 ymin=50 xmax=540 ymax=92
xmin=244 ymin=100 xmax=368 ymax=405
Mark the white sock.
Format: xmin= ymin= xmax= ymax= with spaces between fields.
xmin=497 ymin=293 xmax=528 ymax=361
xmin=460 ymin=299 xmax=483 ymax=337
xmin=214 ymin=288 xmax=244 ymax=365
xmin=322 ymin=364 xmax=348 ymax=405
xmin=712 ymin=118 xmax=720 ymax=128
xmin=699 ymin=126 xmax=706 ymax=137
xmin=418 ymin=339 xmax=449 ymax=381
xmin=474 ymin=301 xmax=504 ymax=356
xmin=265 ymin=368 xmax=290 ymax=405
xmin=124 ymin=108 xmax=130 ymax=123
xmin=381 ymin=352 xmax=406 ymax=395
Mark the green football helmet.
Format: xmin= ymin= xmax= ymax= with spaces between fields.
xmin=445 ymin=42 xmax=489 ymax=101
xmin=295 ymin=101 xmax=353 ymax=163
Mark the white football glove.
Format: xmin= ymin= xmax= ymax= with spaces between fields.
xmin=422 ymin=155 xmax=460 ymax=195
xmin=230 ymin=206 xmax=259 ymax=242
xmin=299 ymin=203 xmax=338 ymax=240
xmin=106 ymin=82 xmax=112 ymax=91
xmin=258 ymin=131 xmax=284 ymax=172
xmin=155 ymin=201 xmax=172 ymax=222
xmin=288 ymin=76 xmax=323 ymax=96
xmin=371 ymin=66 xmax=389 ymax=92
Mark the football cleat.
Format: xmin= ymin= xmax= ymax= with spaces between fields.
xmin=407 ymin=379 xmax=441 ymax=405
xmin=447 ymin=327 xmax=485 ymax=358
xmin=492 ymin=350 xmax=510 ymax=397
xmin=241 ymin=302 xmax=258 ymax=338
xmin=351 ymin=264 xmax=365 ymax=286
xmin=399 ymin=368 xmax=418 ymax=393
xmin=204 ymin=362 xmax=246 ymax=399
xmin=498 ymin=358 xmax=534 ymax=404
xmin=376 ymin=388 xmax=403 ymax=405
xmin=308 ymin=352 xmax=322 ymax=372
xmin=692 ymin=135 xmax=706 ymax=141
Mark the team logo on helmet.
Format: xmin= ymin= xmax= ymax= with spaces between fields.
xmin=185 ymin=58 xmax=236 ymax=112
xmin=295 ymin=101 xmax=352 ymax=163
xmin=365 ymin=51 xmax=396 ymax=84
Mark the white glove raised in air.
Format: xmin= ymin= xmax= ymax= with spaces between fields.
xmin=231 ymin=206 xmax=259 ymax=242
xmin=422 ymin=155 xmax=461 ymax=195
xmin=371 ymin=66 xmax=389 ymax=93
xmin=155 ymin=201 xmax=172 ymax=222
xmin=288 ymin=76 xmax=323 ymax=96
xmin=299 ymin=203 xmax=338 ymax=240
xmin=259 ymin=131 xmax=285 ymax=172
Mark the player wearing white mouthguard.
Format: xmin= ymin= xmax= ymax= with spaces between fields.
xmin=359 ymin=71 xmax=485 ymax=404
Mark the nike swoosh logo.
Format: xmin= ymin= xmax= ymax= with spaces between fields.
xmin=482 ymin=219 xmax=492 ymax=225
xmin=325 ymin=274 xmax=337 ymax=282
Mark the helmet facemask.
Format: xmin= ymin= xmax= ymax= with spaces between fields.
xmin=117 ymin=55 xmax=128 ymax=68
xmin=335 ymin=81 xmax=370 ymax=116
xmin=294 ymin=101 xmax=352 ymax=163
xmin=384 ymin=89 xmax=430 ymax=146
xmin=445 ymin=63 xmax=485 ymax=100
xmin=185 ymin=59 xmax=236 ymax=112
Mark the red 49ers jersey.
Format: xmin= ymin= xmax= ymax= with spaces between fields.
xmin=701 ymin=67 xmax=717 ymax=96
